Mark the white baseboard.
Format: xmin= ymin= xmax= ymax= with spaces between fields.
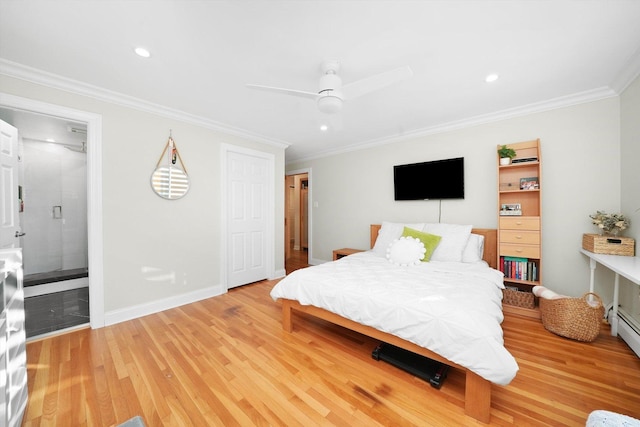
xmin=618 ymin=311 xmax=640 ymax=358
xmin=104 ymin=284 xmax=226 ymax=326
xmin=272 ymin=268 xmax=286 ymax=279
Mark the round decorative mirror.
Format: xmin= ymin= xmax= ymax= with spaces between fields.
xmin=151 ymin=131 xmax=190 ymax=200
xmin=151 ymin=165 xmax=190 ymax=200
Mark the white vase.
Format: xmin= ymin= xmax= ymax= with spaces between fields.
xmin=499 ymin=157 xmax=511 ymax=166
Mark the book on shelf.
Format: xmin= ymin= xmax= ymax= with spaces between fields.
xmin=511 ymin=157 xmax=538 ymax=164
xmin=499 ymin=256 xmax=539 ymax=281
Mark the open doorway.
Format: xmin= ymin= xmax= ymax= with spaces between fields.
xmin=285 ymin=171 xmax=310 ymax=274
xmin=0 ymin=109 xmax=89 ymax=337
xmin=0 ymin=93 xmax=104 ymax=333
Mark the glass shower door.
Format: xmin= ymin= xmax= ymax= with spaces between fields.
xmin=21 ymin=138 xmax=89 ymax=337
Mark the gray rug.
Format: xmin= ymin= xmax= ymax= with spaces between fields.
xmin=117 ymin=416 xmax=146 ymax=427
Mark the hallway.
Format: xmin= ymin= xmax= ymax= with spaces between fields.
xmin=285 ymin=248 xmax=308 ymax=275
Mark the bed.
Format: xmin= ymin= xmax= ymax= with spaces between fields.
xmin=270 ymin=223 xmax=518 ymax=423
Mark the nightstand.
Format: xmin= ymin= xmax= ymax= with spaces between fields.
xmin=332 ymin=248 xmax=365 ymax=261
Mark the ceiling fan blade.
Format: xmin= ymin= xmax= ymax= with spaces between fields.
xmin=245 ymin=84 xmax=318 ymax=100
xmin=341 ymin=65 xmax=413 ymax=100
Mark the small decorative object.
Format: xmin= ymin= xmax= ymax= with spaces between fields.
xmin=151 ymin=130 xmax=190 ymax=200
xmin=519 ymin=177 xmax=539 ymax=190
xmin=500 ymin=203 xmax=522 ymax=216
xmin=498 ymin=145 xmax=517 ymax=165
xmin=589 ymin=210 xmax=630 ymax=236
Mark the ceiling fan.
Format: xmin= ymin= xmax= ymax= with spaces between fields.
xmin=246 ymin=60 xmax=413 ymax=114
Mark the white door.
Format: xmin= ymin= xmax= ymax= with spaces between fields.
xmin=226 ymin=150 xmax=268 ymax=288
xmin=0 ymin=120 xmax=21 ymax=250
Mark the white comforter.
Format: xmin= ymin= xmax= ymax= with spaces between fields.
xmin=270 ymin=251 xmax=519 ymax=385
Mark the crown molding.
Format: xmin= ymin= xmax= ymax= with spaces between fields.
xmin=610 ymin=46 xmax=640 ymax=94
xmin=1 ymin=59 xmax=622 ymax=165
xmin=288 ymin=86 xmax=618 ymax=164
xmin=0 ymin=59 xmax=289 ymax=150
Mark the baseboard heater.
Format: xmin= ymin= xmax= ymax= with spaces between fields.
xmin=372 ymin=343 xmax=449 ymax=389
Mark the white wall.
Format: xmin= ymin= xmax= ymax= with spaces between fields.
xmin=288 ymin=97 xmax=622 ymax=300
xmin=1 ymin=74 xmax=285 ymax=317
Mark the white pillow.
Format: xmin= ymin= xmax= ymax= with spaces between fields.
xmin=422 ymin=223 xmax=472 ymax=262
xmin=386 ymin=237 xmax=426 ymax=266
xmin=462 ymin=234 xmax=485 ymax=263
xmin=372 ymin=221 xmax=425 ymax=256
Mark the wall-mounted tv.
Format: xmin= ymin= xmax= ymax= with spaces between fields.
xmin=393 ymin=157 xmax=464 ymax=200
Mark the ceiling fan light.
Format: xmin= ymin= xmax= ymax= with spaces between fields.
xmin=317 ymin=95 xmax=342 ymax=114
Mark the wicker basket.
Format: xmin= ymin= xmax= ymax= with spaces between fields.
xmin=539 ymin=292 xmax=604 ymax=342
xmin=582 ymin=233 xmax=635 ymax=256
xmin=503 ymin=288 xmax=536 ymax=309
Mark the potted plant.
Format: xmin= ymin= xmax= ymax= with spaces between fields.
xmin=498 ymin=145 xmax=517 ymax=165
xmin=589 ymin=211 xmax=630 ymax=236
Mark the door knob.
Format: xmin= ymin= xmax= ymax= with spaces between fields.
xmin=15 ymin=231 xmax=25 ymax=237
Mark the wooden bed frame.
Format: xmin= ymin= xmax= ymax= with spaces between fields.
xmin=280 ymin=225 xmax=499 ymax=423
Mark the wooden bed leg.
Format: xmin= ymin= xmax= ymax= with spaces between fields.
xmin=282 ymin=300 xmax=293 ymax=332
xmin=464 ymin=371 xmax=491 ymax=423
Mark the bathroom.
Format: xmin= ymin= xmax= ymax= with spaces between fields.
xmin=0 ymin=108 xmax=89 ymax=338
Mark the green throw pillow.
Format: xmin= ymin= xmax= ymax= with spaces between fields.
xmin=401 ymin=227 xmax=441 ymax=261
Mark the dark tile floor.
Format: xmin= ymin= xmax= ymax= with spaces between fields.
xmin=24 ymin=287 xmax=90 ymax=338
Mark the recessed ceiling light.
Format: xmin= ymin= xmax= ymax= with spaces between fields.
xmin=134 ymin=47 xmax=151 ymax=58
xmin=46 ymin=138 xmax=55 ymax=142
xmin=485 ymin=73 xmax=499 ymax=83
xmin=320 ymin=125 xmax=328 ymax=132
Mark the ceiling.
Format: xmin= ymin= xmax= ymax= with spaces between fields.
xmin=1 ymin=1 xmax=640 ymax=163
xmin=0 ymin=107 xmax=87 ymax=151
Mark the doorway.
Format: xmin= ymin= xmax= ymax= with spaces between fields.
xmin=285 ymin=170 xmax=310 ymax=273
xmin=0 ymin=110 xmax=89 ymax=337
xmin=0 ymin=92 xmax=104 ymax=334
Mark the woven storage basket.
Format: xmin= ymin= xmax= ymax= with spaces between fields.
xmin=539 ymin=292 xmax=604 ymax=342
xmin=503 ymin=288 xmax=536 ymax=309
xmin=582 ymin=233 xmax=634 ymax=256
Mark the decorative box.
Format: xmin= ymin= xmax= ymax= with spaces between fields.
xmin=582 ymin=233 xmax=635 ymax=256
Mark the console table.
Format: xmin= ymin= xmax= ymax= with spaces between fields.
xmin=580 ymin=249 xmax=640 ymax=336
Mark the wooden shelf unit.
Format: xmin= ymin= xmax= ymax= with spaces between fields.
xmin=498 ymin=139 xmax=542 ymax=317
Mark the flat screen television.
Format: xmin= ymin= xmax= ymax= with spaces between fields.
xmin=393 ymin=157 xmax=464 ymax=200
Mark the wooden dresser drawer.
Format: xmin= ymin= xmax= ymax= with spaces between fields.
xmin=500 ymin=243 xmax=540 ymax=259
xmin=500 ymin=230 xmax=540 ymax=245
xmin=499 ymin=216 xmax=540 ymax=231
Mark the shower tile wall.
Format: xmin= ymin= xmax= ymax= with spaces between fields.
xmin=22 ymin=141 xmax=88 ymax=275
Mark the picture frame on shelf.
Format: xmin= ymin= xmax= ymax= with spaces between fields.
xmin=520 ymin=177 xmax=539 ymax=190
xmin=500 ymin=203 xmax=522 ymax=216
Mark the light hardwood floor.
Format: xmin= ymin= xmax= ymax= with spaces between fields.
xmin=23 ymin=266 xmax=640 ymax=426
xmin=285 ymin=248 xmax=308 ymax=275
